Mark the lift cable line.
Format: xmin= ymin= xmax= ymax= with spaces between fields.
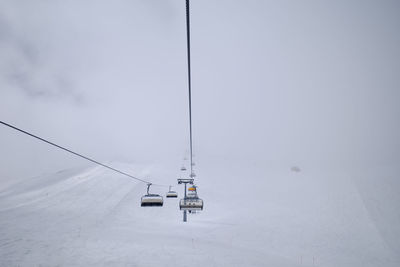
xmin=179 ymin=0 xmax=204 ymax=222
xmin=0 ymin=120 xmax=165 ymax=186
xmin=186 ymin=0 xmax=194 ymax=176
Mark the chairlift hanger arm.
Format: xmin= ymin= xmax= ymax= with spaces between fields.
xmin=146 ymin=183 xmax=152 ymax=195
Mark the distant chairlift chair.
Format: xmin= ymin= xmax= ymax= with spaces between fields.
xmin=166 ymin=186 xmax=178 ymax=198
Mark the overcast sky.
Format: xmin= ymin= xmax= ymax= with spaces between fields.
xmin=1 ymin=0 xmax=399 ymax=181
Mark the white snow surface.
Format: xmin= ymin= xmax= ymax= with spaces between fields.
xmin=0 ymin=160 xmax=399 ymax=266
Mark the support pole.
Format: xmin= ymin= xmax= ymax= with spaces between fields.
xmin=185 ymin=0 xmax=194 ymax=178
xmin=184 ymin=183 xmax=187 ymax=198
xmin=183 ymin=182 xmax=187 ymax=222
xmin=177 ymin=178 xmax=193 ymax=222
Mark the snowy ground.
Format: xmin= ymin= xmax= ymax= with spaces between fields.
xmin=0 ymin=160 xmax=399 ymax=266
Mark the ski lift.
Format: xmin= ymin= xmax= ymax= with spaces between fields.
xmin=179 ymin=196 xmax=203 ymax=211
xmin=166 ymin=186 xmax=178 ymax=198
xmin=180 ymin=166 xmax=187 ymax=171
xmin=179 ymin=185 xmax=203 ymax=211
xmin=190 ymin=172 xmax=196 ymax=178
xmin=187 ymin=185 xmax=198 ymax=196
xmin=141 ymin=183 xmax=163 ymax=207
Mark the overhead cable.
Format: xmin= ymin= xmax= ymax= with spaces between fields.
xmin=0 ymin=120 xmax=163 ymax=185
xmin=186 ymin=0 xmax=194 ymax=176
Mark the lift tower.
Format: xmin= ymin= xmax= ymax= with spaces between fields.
xmin=178 ymin=178 xmax=194 ymax=222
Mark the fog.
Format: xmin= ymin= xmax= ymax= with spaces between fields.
xmin=1 ymin=1 xmax=400 ymax=266
xmin=1 ymin=0 xmax=399 ymax=181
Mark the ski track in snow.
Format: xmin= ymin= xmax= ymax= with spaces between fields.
xmin=0 ymin=161 xmax=399 ymax=266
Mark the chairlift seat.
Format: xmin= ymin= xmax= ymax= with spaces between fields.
xmin=179 ymin=198 xmax=203 ymax=211
xmin=141 ymin=194 xmax=163 ymax=207
xmin=166 ymin=191 xmax=178 ymax=198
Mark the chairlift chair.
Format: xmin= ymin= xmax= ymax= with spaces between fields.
xmin=187 ymin=185 xmax=197 ymax=198
xmin=179 ymin=197 xmax=203 ymax=211
xmin=180 ymin=166 xmax=187 ymax=171
xmin=166 ymin=186 xmax=178 ymax=198
xmin=141 ymin=183 xmax=163 ymax=207
xmin=179 ymin=185 xmax=203 ymax=211
xmin=166 ymin=191 xmax=178 ymax=198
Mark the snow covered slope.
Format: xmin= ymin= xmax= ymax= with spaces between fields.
xmin=0 ymin=160 xmax=399 ymax=266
